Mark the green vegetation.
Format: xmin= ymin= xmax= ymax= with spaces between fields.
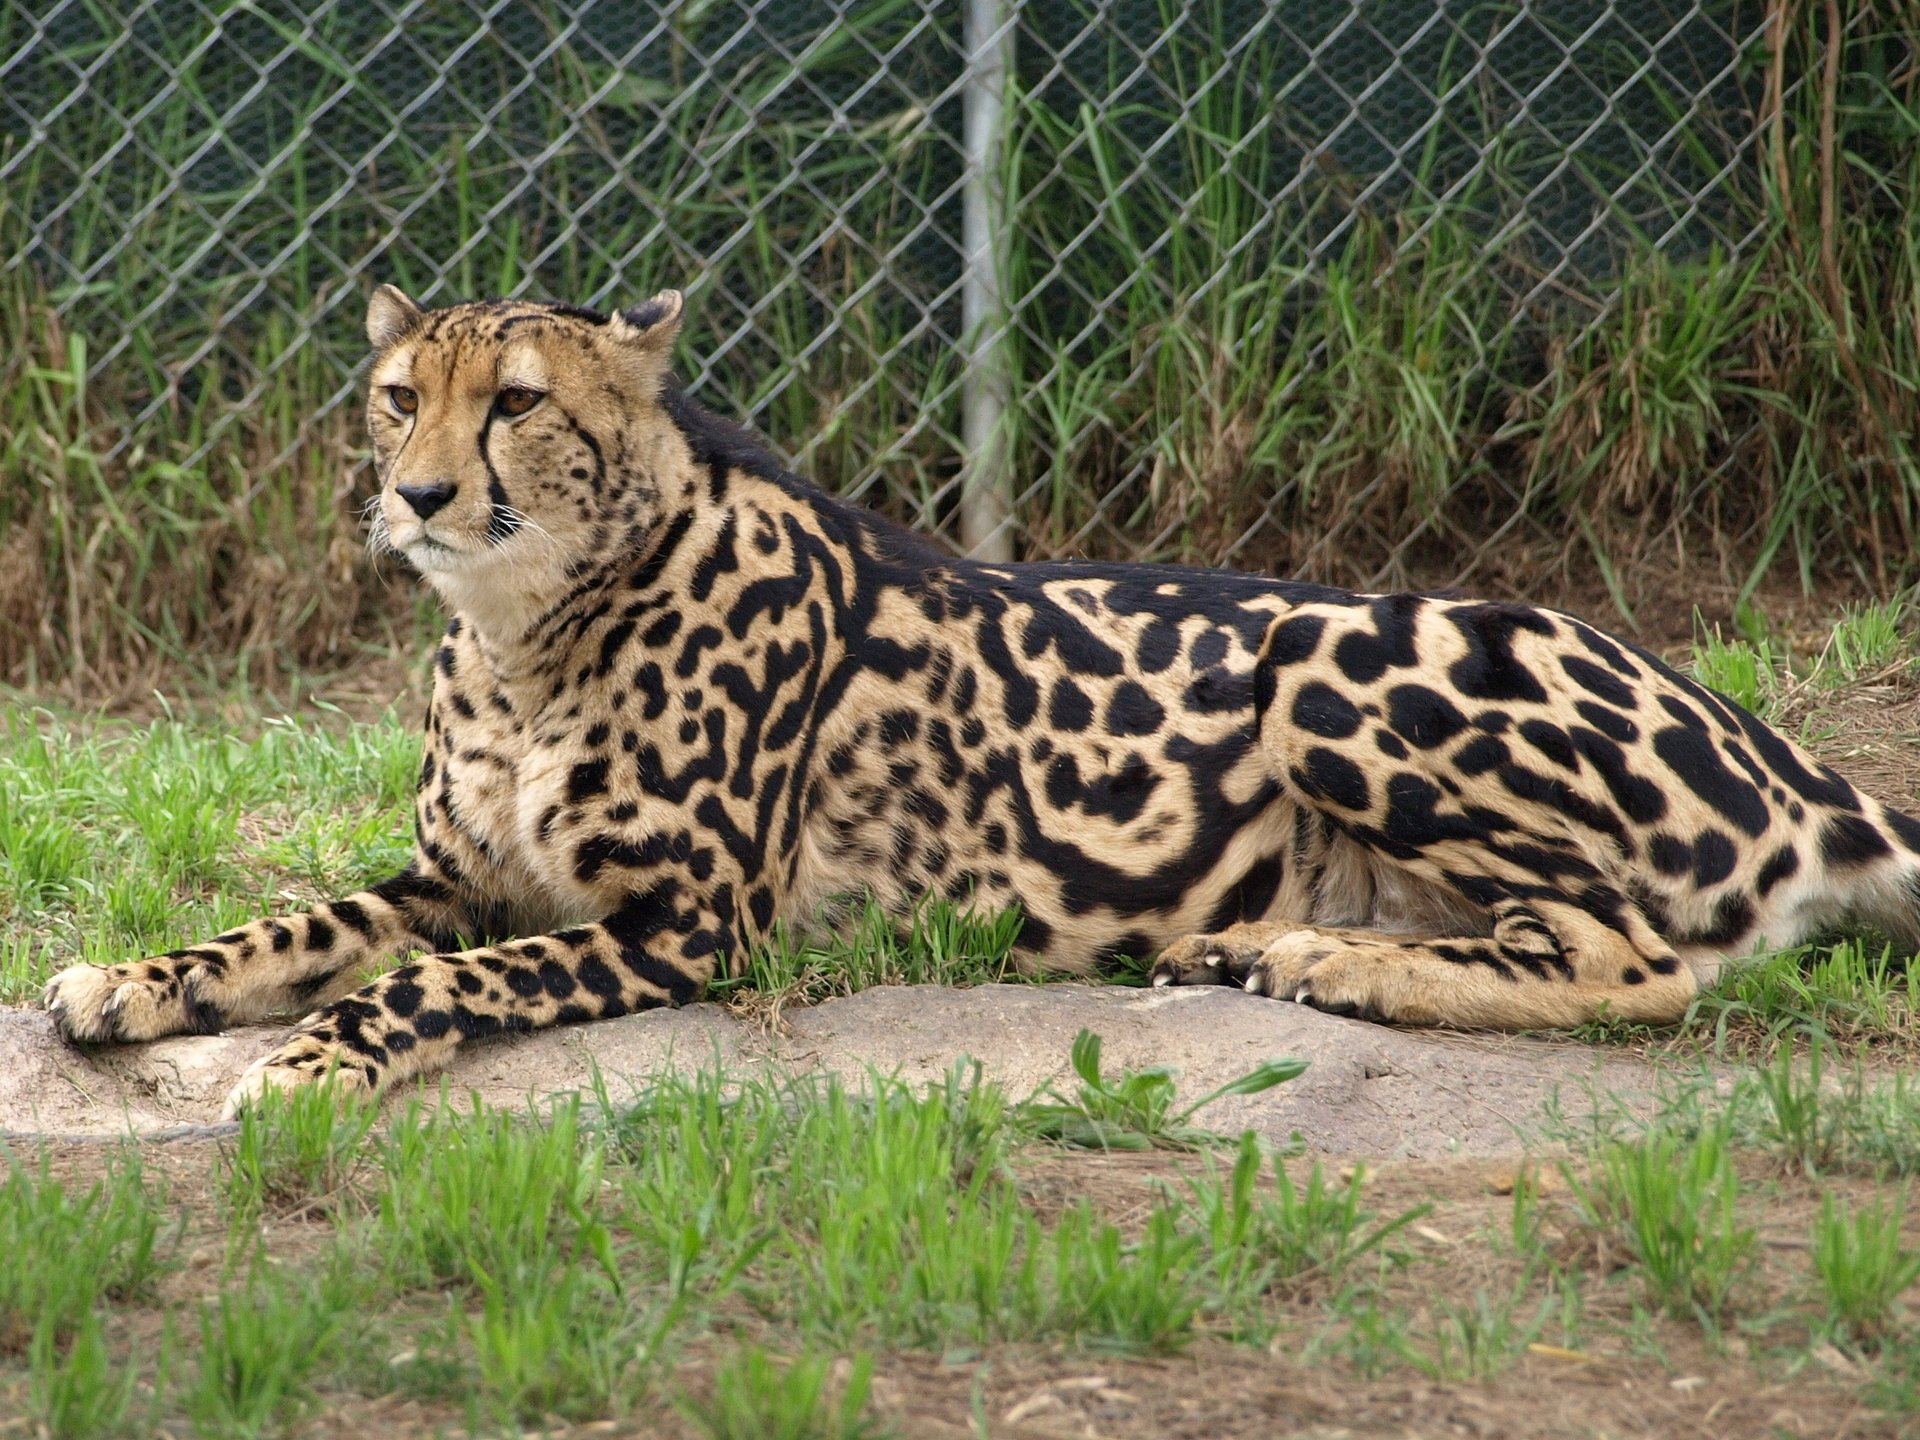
xmin=4 ymin=6 xmax=1920 ymax=693
xmin=1689 ymin=619 xmax=1788 ymax=721
xmin=1685 ymin=938 xmax=1919 ymax=1057
xmin=0 ymin=1156 xmax=171 ymax=1352
xmin=1569 ymin=1119 xmax=1757 ymax=1325
xmin=222 ymin=1074 xmax=380 ymax=1220
xmin=1021 ymin=1028 xmax=1305 ymax=1151
xmin=1811 ymin=1195 xmax=1920 ymax=1351
xmin=1686 ymin=594 xmax=1917 ymax=725
xmin=722 ymin=897 xmax=1028 ymax=1009
xmin=682 ymin=1349 xmax=886 ymax=1440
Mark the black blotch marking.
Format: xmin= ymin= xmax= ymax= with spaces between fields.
xmin=1755 ymin=845 xmax=1801 ymax=897
xmin=1385 ymin=684 xmax=1469 ymax=749
xmin=1692 ymin=830 xmax=1737 ymax=887
xmin=1204 ymin=851 xmax=1285 ymax=932
xmin=1105 ymin=681 xmax=1165 ymax=737
xmin=1688 ymin=892 xmax=1756 ymax=948
xmin=1568 ymin=728 xmax=1667 ymax=825
xmin=1297 ymin=747 xmax=1371 ymax=811
xmin=1453 ymin=735 xmax=1508 ymax=776
xmin=1561 ymin=656 xmax=1636 ymax=709
xmin=1292 ymin=681 xmax=1362 ymax=739
xmin=1573 ymin=699 xmax=1637 ymax=742
xmin=1885 ymin=807 xmax=1920 ymax=854
xmin=567 ymin=758 xmax=611 ymax=803
xmin=1262 ymin=613 xmax=1326 ymax=667
xmin=1448 ymin=604 xmax=1554 ymax=703
xmin=1518 ymin=719 xmax=1577 ymax=771
xmin=330 ymin=900 xmax=373 ymax=938
xmin=1137 ymin=620 xmax=1180 ymax=673
xmin=1652 ymin=724 xmax=1770 ymax=837
xmin=1819 ymin=813 xmax=1893 ymax=869
xmin=1331 ymin=595 xmax=1422 ymax=684
xmin=1048 ymin=678 xmax=1094 ymax=732
xmin=1648 ymin=833 xmax=1691 ymax=876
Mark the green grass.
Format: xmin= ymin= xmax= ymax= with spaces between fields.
xmin=1404 ymin=1274 xmax=1557 ymax=1382
xmin=1810 ymin=1195 xmax=1920 ymax=1351
xmin=1744 ymin=1048 xmax=1920 ymax=1182
xmin=723 ymin=896 xmax=1029 ymax=1007
xmin=1175 ymin=1132 xmax=1428 ymax=1334
xmin=683 ymin=1349 xmax=888 ymax=1440
xmin=1021 ymin=1027 xmax=1305 ymax=1151
xmin=1817 ymin=598 xmax=1917 ymax=684
xmin=1689 ymin=619 xmax=1787 ymax=721
xmin=376 ymin=1098 xmax=611 ymax=1295
xmin=1568 ymin=1117 xmax=1757 ymax=1326
xmin=28 ymin=1309 xmax=153 ymax=1440
xmin=1685 ymin=595 xmax=1917 ymax=723
xmin=600 ymin=1061 xmax=1224 ymax=1352
xmin=222 ymin=1074 xmax=380 ymax=1220
xmin=0 ymin=1045 xmax=1343 ymax=1430
xmin=1560 ymin=1037 xmax=1920 ymax=1186
xmin=186 ymin=1279 xmax=345 ymax=1438
xmin=0 ymin=1156 xmax=172 ymax=1353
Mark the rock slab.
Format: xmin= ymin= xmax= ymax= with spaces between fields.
xmin=0 ymin=984 xmax=1666 ymax=1155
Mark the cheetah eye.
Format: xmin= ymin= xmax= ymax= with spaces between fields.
xmin=387 ymin=385 xmax=418 ymax=416
xmin=495 ymin=386 xmax=544 ymax=418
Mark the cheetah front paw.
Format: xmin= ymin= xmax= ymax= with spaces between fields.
xmin=222 ymin=1035 xmax=371 ymax=1119
xmin=1154 ymin=929 xmax=1381 ymax=1018
xmin=1149 ymin=935 xmax=1248 ymax=988
xmin=1240 ymin=934 xmax=1389 ymax=1021
xmin=44 ymin=959 xmax=209 ymax=1043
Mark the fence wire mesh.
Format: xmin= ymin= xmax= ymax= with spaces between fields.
xmin=3 ymin=0 xmax=1782 ymax=591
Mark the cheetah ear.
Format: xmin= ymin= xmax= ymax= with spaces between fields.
xmin=366 ymin=285 xmax=424 ymax=350
xmin=616 ymin=289 xmax=684 ymax=355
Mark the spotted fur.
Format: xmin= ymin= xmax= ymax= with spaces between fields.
xmin=43 ymin=287 xmax=1920 ymax=1113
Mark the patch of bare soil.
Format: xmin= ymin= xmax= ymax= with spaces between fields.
xmin=1789 ymin=679 xmax=1920 ymax=814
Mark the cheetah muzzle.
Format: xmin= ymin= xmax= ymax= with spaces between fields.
xmin=44 ymin=285 xmax=1920 ymax=1113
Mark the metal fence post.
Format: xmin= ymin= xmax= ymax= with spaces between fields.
xmin=960 ymin=0 xmax=1015 ymax=562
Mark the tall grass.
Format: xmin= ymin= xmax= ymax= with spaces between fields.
xmin=1 ymin=0 xmax=1918 ymax=695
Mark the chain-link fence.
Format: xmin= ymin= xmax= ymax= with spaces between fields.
xmin=0 ymin=0 xmax=1816 ymax=606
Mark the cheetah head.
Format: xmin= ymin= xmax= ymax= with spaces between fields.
xmin=363 ymin=286 xmax=689 ymax=631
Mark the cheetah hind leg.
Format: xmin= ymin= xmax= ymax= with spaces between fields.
xmin=1152 ymin=897 xmax=1698 ymax=1030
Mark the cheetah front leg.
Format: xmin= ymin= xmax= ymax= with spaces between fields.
xmin=223 ymin=883 xmax=737 ymax=1115
xmin=44 ymin=867 xmax=473 ymax=1043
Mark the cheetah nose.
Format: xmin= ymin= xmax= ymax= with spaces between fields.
xmin=395 ymin=481 xmax=457 ymax=519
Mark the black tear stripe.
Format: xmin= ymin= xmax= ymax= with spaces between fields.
xmin=478 ymin=411 xmax=523 ymax=543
